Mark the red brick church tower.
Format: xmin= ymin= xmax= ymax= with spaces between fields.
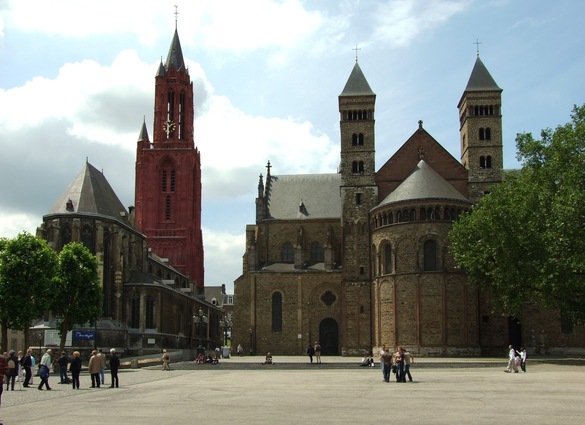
xmin=135 ymin=27 xmax=204 ymax=290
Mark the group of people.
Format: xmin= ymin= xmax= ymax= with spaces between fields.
xmin=505 ymin=345 xmax=527 ymax=373
xmin=306 ymin=342 xmax=322 ymax=364
xmin=379 ymin=345 xmax=414 ymax=383
xmin=1 ymin=347 xmax=120 ymax=391
xmin=193 ymin=352 xmax=220 ymax=365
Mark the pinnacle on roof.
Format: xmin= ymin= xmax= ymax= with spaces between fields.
xmin=340 ymin=62 xmax=375 ymax=96
xmin=464 ymin=56 xmax=501 ymax=92
xmin=138 ymin=119 xmax=149 ymax=142
xmin=164 ymin=29 xmax=186 ymax=73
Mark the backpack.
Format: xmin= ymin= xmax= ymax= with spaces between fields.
xmin=8 ymin=358 xmax=16 ymax=369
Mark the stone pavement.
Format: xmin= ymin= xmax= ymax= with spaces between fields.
xmin=1 ymin=356 xmax=584 ymax=425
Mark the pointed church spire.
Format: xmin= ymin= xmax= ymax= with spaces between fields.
xmin=340 ymin=62 xmax=374 ymax=96
xmin=165 ymin=29 xmax=186 ymax=73
xmin=464 ymin=56 xmax=501 ymax=92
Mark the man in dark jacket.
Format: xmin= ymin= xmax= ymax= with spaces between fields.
xmin=57 ymin=351 xmax=69 ymax=384
xmin=20 ymin=348 xmax=33 ymax=387
xmin=5 ymin=351 xmax=18 ymax=391
xmin=109 ymin=348 xmax=120 ymax=388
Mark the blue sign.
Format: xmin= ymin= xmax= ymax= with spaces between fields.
xmin=73 ymin=330 xmax=96 ymax=340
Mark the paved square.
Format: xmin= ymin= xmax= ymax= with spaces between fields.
xmin=2 ymin=362 xmax=583 ymax=424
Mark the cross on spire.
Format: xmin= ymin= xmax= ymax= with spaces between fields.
xmin=174 ymin=5 xmax=179 ymax=29
xmin=473 ymin=38 xmax=483 ymax=57
xmin=352 ymin=44 xmax=361 ymax=62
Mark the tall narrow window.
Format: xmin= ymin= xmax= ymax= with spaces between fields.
xmin=479 ymin=128 xmax=485 ymax=140
xmin=485 ymin=128 xmax=491 ymax=140
xmin=170 ymin=170 xmax=176 ymax=192
xmin=358 ymin=161 xmax=364 ymax=173
xmin=272 ymin=292 xmax=282 ymax=332
xmin=358 ymin=133 xmax=364 ymax=145
xmin=486 ymin=156 xmax=492 ymax=168
xmin=310 ymin=242 xmax=323 ymax=261
xmin=352 ymin=134 xmax=358 ymax=145
xmin=282 ymin=243 xmax=293 ymax=262
xmin=480 ymin=156 xmax=486 ymax=168
xmin=356 ymin=193 xmax=362 ymax=205
xmin=131 ymin=294 xmax=140 ymax=328
xmin=162 ymin=171 xmax=167 ymax=192
xmin=423 ymin=240 xmax=437 ymax=271
xmin=145 ymin=296 xmax=155 ymax=329
xmin=384 ymin=244 xmax=392 ymax=274
xmin=62 ymin=223 xmax=72 ymax=246
xmin=179 ymin=92 xmax=185 ymax=139
xmin=352 ymin=161 xmax=358 ymax=173
xmin=165 ymin=195 xmax=171 ymax=220
xmin=81 ymin=225 xmax=95 ymax=254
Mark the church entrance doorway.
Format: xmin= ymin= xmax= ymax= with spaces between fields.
xmin=319 ymin=318 xmax=339 ymax=355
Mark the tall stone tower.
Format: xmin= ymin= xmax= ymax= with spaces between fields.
xmin=458 ymin=55 xmax=504 ymax=202
xmin=338 ymin=61 xmax=377 ymax=354
xmin=135 ymin=28 xmax=204 ymax=290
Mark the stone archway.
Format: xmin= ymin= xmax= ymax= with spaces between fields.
xmin=319 ymin=318 xmax=339 ymax=355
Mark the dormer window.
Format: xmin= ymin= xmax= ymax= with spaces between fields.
xmin=65 ymin=198 xmax=74 ymax=212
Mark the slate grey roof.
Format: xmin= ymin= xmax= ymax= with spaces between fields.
xmin=138 ymin=120 xmax=149 ymax=142
xmin=47 ymin=162 xmax=128 ymax=218
xmin=377 ymin=160 xmax=470 ymax=208
xmin=165 ymin=29 xmax=186 ymax=73
xmin=340 ymin=62 xmax=375 ymax=96
xmin=266 ymin=174 xmax=341 ymax=220
xmin=464 ymin=56 xmax=501 ymax=91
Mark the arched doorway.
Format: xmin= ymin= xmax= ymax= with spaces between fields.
xmin=319 ymin=318 xmax=339 ymax=355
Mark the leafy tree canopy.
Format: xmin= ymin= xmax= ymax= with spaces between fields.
xmin=52 ymin=242 xmax=102 ymax=351
xmin=449 ymin=105 xmax=585 ymax=321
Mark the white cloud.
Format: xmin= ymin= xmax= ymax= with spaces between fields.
xmin=0 ymin=210 xmax=39 ymax=239
xmin=202 ymin=227 xmax=246 ymax=289
xmin=372 ymin=0 xmax=470 ymax=47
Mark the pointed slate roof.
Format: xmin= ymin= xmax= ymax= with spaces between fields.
xmin=340 ymin=62 xmax=375 ymax=96
xmin=377 ymin=160 xmax=470 ymax=208
xmin=138 ymin=120 xmax=149 ymax=142
xmin=47 ymin=162 xmax=128 ymax=218
xmin=164 ymin=29 xmax=186 ymax=72
xmin=464 ymin=56 xmax=501 ymax=92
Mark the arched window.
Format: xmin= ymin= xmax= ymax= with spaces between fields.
xmin=384 ymin=244 xmax=392 ymax=274
xmin=358 ymin=161 xmax=364 ymax=173
xmin=282 ymin=243 xmax=293 ymax=262
xmin=485 ymin=128 xmax=491 ymax=140
xmin=410 ymin=209 xmax=416 ymax=221
xmin=479 ymin=128 xmax=485 ymax=140
xmin=358 ymin=133 xmax=364 ymax=145
xmin=310 ymin=242 xmax=323 ymax=261
xmin=81 ymin=225 xmax=94 ymax=254
xmin=423 ymin=240 xmax=437 ymax=271
xmin=272 ymin=292 xmax=282 ymax=332
xmin=352 ymin=161 xmax=358 ymax=173
xmin=480 ymin=156 xmax=486 ymax=168
xmin=62 ymin=223 xmax=72 ymax=246
xmin=486 ymin=156 xmax=492 ymax=168
xmin=420 ymin=208 xmax=427 ymax=220
xmin=146 ymin=296 xmax=155 ymax=329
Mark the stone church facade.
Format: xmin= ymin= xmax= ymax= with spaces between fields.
xmin=36 ymin=29 xmax=222 ymax=355
xmin=233 ymin=56 xmax=585 ymax=357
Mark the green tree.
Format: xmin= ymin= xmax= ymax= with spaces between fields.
xmin=0 ymin=232 xmax=58 ymax=351
xmin=52 ymin=242 xmax=102 ymax=352
xmin=449 ymin=105 xmax=585 ymax=321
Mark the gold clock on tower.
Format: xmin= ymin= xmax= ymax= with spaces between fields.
xmin=163 ymin=120 xmax=176 ymax=133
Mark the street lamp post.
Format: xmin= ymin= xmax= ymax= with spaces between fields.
xmin=219 ymin=317 xmax=232 ymax=356
xmin=193 ymin=308 xmax=208 ymax=356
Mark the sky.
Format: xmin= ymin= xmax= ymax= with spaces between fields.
xmin=1 ymin=0 xmax=584 ymax=293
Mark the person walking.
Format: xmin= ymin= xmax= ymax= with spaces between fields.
xmin=505 ymin=345 xmax=518 ymax=373
xmin=88 ymin=350 xmax=101 ymax=387
xmin=306 ymin=343 xmax=315 ymax=363
xmin=20 ymin=348 xmax=33 ymax=388
xmin=69 ymin=351 xmax=82 ymax=389
xmin=236 ymin=344 xmax=243 ymax=356
xmin=161 ymin=349 xmax=171 ymax=371
xmin=97 ymin=348 xmax=106 ymax=385
xmin=37 ymin=348 xmax=53 ymax=390
xmin=402 ymin=348 xmax=414 ymax=382
xmin=5 ymin=350 xmax=18 ymax=391
xmin=109 ymin=349 xmax=120 ymax=388
xmin=518 ymin=346 xmax=527 ymax=373
xmin=381 ymin=349 xmax=392 ymax=382
xmin=393 ymin=347 xmax=404 ymax=382
xmin=57 ymin=351 xmax=69 ymax=384
xmin=379 ymin=344 xmax=388 ymax=380
xmin=314 ymin=341 xmax=322 ymax=364
xmin=1 ymin=352 xmax=10 ymax=424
